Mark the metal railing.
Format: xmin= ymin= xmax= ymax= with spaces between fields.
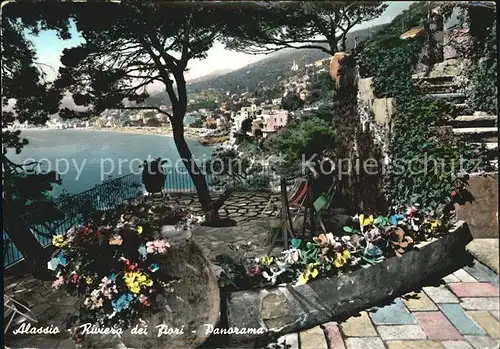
xmin=4 ymin=167 xmax=280 ymax=269
xmin=3 ymin=173 xmax=142 ymax=269
xmin=162 ymin=165 xmax=280 ymax=193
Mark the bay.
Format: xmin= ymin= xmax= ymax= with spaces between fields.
xmin=6 ymin=129 xmax=214 ymax=197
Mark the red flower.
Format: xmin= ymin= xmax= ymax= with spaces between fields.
xmin=139 ymin=295 xmax=151 ymax=306
xmin=71 ymin=273 xmax=80 ymax=283
xmin=451 ymin=190 xmax=457 ymax=196
xmin=247 ymin=266 xmax=262 ymax=277
xmin=407 ymin=207 xmax=418 ymax=217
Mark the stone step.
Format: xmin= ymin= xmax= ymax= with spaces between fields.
xmin=450 ymin=114 xmax=497 ymax=128
xmin=418 ymin=83 xmax=461 ymax=94
xmin=413 ymin=74 xmax=456 ymax=85
xmin=468 ymin=142 xmax=499 ymax=161
xmin=427 ymin=92 xmax=467 ymax=103
xmin=453 ymin=127 xmax=498 ymax=143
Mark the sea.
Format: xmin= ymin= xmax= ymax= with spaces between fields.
xmin=5 ymin=129 xmax=214 ymax=198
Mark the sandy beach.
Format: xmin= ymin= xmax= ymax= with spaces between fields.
xmin=90 ymin=126 xmax=203 ymax=138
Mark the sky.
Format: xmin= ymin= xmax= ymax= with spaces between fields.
xmin=31 ymin=1 xmax=413 ymax=88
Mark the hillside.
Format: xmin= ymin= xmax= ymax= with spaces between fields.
xmin=143 ymin=24 xmax=388 ymax=105
xmin=186 ymin=48 xmax=330 ymax=94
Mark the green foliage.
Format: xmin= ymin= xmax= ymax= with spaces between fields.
xmin=271 ymin=117 xmax=335 ymax=174
xmin=187 ymin=99 xmax=218 ymax=112
xmin=469 ymin=58 xmax=497 ymax=114
xmin=2 ymin=8 xmax=68 ymax=219
xmin=145 ymin=118 xmax=161 ymax=127
xmin=467 ymin=13 xmax=497 ymax=115
xmin=358 ymin=1 xmax=491 ymax=211
xmin=387 ymin=95 xmax=488 ymax=210
xmin=226 ymin=1 xmax=387 ymax=55
xmin=205 ymin=147 xmax=270 ymax=191
xmin=311 ymin=104 xmax=334 ymax=122
xmin=189 ymin=119 xmax=203 ymax=128
xmin=311 ymin=71 xmax=336 ymax=103
xmin=281 ymin=94 xmax=304 ymax=111
xmin=358 ymin=33 xmax=424 ymax=97
xmin=240 ymin=118 xmax=252 ymax=133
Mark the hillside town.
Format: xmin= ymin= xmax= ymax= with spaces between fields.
xmin=99 ymin=57 xmax=330 ymax=144
xmin=19 ymin=57 xmax=333 ymax=146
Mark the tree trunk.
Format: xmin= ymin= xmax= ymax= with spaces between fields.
xmin=3 ymin=197 xmax=52 ymax=277
xmin=170 ymin=117 xmax=229 ymax=221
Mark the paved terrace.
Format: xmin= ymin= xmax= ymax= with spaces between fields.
xmin=150 ymin=191 xmax=285 ymax=259
xmin=4 ymin=192 xmax=499 ymax=348
xmin=4 ymin=261 xmax=499 ymax=348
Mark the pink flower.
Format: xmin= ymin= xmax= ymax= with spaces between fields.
xmin=99 ymin=276 xmax=119 ymax=299
xmin=146 ymin=239 xmax=170 ymax=254
xmin=52 ymin=276 xmax=65 ymax=289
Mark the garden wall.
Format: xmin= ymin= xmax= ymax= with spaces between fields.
xmin=226 ymin=221 xmax=473 ymax=344
xmin=455 ymin=172 xmax=499 ymax=238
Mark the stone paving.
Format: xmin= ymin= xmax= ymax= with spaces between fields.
xmin=3 ymin=193 xmax=499 ymax=348
xmin=151 ymin=191 xmax=285 ymax=260
xmin=266 ymin=260 xmax=500 ymax=349
xmin=4 ymin=259 xmax=499 ymax=348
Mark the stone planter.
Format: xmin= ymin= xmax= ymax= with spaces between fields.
xmin=226 ymin=221 xmax=473 ymax=344
xmin=84 ymin=228 xmax=220 ymax=349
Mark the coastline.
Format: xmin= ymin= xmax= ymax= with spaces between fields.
xmin=11 ymin=126 xmax=228 ymax=146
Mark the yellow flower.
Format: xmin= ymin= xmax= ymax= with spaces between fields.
xmin=85 ymin=276 xmax=95 ymax=285
xmin=52 ymin=235 xmax=66 ymax=247
xmin=359 ymin=214 xmax=374 ymax=227
xmin=260 ymin=256 xmax=274 ymax=266
xmin=334 ymin=251 xmax=351 ymax=268
xmin=124 ymin=271 xmax=153 ymax=292
xmin=129 ymin=284 xmax=141 ymax=293
xmin=427 ymin=219 xmax=441 ymax=233
xmin=298 ymin=263 xmax=319 ymax=285
xmin=137 ymin=226 xmax=143 ymax=235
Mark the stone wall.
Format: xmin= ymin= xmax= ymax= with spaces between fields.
xmin=356 ymin=75 xmax=394 ymax=212
xmin=226 ymin=221 xmax=473 ymax=345
xmin=455 ymin=172 xmax=499 ymax=239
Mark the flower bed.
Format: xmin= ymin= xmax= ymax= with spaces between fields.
xmin=216 ymin=206 xmax=451 ymax=291
xmin=226 ymin=220 xmax=473 ymax=345
xmin=47 ymin=200 xmax=201 ymax=340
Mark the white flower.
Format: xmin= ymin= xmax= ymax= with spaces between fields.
xmin=341 ymin=235 xmax=351 ymax=243
xmin=325 ymin=233 xmax=336 ymax=245
xmin=262 ymin=266 xmax=286 ymax=285
xmin=275 ymin=258 xmax=288 ymax=270
xmin=281 ymin=248 xmax=300 ymax=264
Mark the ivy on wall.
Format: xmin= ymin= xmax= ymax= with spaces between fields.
xmin=468 ymin=9 xmax=497 ymax=115
xmin=357 ymin=2 xmax=491 ymax=212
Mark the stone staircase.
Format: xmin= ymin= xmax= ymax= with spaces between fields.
xmin=450 ymin=114 xmax=498 ymax=168
xmin=413 ymin=75 xmax=469 ymax=114
xmin=414 ymin=74 xmax=499 ymax=168
xmin=414 ymin=74 xmax=498 ymax=239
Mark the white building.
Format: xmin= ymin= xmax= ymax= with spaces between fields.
xmin=231 ymin=104 xmax=262 ymax=135
xmin=272 ymin=98 xmax=282 ymax=106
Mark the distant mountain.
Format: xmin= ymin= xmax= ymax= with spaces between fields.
xmin=187 ymin=68 xmax=234 ymax=84
xmin=186 ymin=23 xmax=388 ymax=94
xmin=143 ymin=23 xmax=388 ymax=105
xmin=186 ymin=47 xmax=330 ymax=94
